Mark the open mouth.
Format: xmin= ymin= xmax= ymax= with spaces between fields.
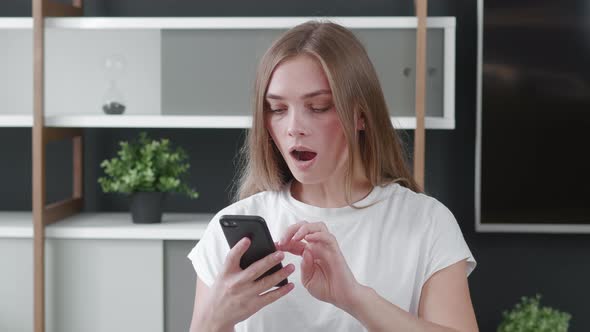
xmin=290 ymin=149 xmax=317 ymax=162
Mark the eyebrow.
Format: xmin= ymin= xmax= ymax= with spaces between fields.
xmin=265 ymin=89 xmax=332 ymax=100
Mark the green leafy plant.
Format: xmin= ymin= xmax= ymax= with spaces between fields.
xmin=98 ymin=132 xmax=198 ymax=199
xmin=497 ymin=294 xmax=571 ymax=332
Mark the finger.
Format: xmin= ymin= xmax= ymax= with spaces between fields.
xmin=278 ymin=222 xmax=308 ymax=246
xmin=256 ymin=282 xmax=295 ymax=308
xmin=254 ymin=263 xmax=295 ymax=294
xmin=304 ymin=241 xmax=340 ymax=269
xmin=241 ymin=250 xmax=285 ymax=282
xmin=277 ymin=235 xmax=306 ymax=254
xmin=292 ymin=222 xmax=329 ymax=242
xmin=304 ymin=232 xmax=337 ymax=248
xmin=304 ymin=239 xmax=346 ymax=276
xmin=300 ymin=248 xmax=314 ymax=286
xmin=223 ymin=237 xmax=251 ymax=274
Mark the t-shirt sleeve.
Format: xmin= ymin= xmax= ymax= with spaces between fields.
xmin=424 ymin=202 xmax=477 ymax=282
xmin=187 ymin=213 xmax=230 ymax=287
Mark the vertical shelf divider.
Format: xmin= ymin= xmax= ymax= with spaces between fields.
xmin=32 ymin=1 xmax=84 ymax=332
xmin=413 ymin=0 xmax=427 ymax=191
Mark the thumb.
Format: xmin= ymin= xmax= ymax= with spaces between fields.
xmin=224 ymin=237 xmax=250 ymax=274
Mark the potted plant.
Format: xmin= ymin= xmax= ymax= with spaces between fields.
xmin=497 ymin=294 xmax=571 ymax=332
xmin=98 ymin=132 xmax=198 ymax=223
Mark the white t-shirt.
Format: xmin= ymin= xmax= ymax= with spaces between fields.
xmin=188 ymin=181 xmax=476 ymax=332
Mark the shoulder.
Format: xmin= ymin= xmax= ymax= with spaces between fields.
xmin=372 ymin=183 xmax=459 ymax=239
xmin=392 ymin=186 xmax=467 ymax=251
xmin=381 ymin=182 xmax=451 ymax=220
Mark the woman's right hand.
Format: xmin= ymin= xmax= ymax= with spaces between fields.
xmin=198 ymin=237 xmax=296 ymax=332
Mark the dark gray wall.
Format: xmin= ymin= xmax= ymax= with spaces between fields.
xmin=2 ymin=1 xmax=589 ymax=331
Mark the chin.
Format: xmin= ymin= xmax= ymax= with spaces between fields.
xmin=290 ymin=171 xmax=325 ymax=185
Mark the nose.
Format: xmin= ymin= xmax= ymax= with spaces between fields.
xmin=287 ymin=109 xmax=309 ymax=137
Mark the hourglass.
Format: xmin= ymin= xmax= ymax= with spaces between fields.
xmin=102 ymin=54 xmax=127 ymax=115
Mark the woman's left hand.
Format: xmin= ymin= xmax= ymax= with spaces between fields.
xmin=277 ymin=221 xmax=362 ymax=310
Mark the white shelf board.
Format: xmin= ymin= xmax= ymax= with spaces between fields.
xmin=0 ymin=115 xmax=33 ymax=127
xmin=0 ymin=212 xmax=213 ymax=240
xmin=0 ymin=212 xmax=33 ymax=238
xmin=0 ymin=114 xmax=453 ymax=130
xmin=44 ymin=114 xmax=252 ymax=128
xmin=0 ymin=18 xmax=31 ymax=28
xmin=46 ymin=212 xmax=213 ymax=240
xmin=0 ymin=114 xmax=453 ymax=129
xmin=0 ymin=17 xmax=455 ymax=30
xmin=44 ymin=114 xmax=452 ymax=129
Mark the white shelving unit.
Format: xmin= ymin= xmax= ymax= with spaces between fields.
xmin=1 ymin=15 xmax=454 ymax=332
xmin=0 ymin=16 xmax=456 ymax=130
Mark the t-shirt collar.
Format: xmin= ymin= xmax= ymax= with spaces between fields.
xmin=279 ymin=180 xmax=388 ymax=221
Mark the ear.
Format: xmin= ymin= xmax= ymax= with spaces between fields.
xmin=356 ymin=112 xmax=366 ymax=131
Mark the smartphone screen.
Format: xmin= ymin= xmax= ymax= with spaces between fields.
xmin=219 ymin=215 xmax=288 ymax=287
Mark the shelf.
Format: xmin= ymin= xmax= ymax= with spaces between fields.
xmin=0 ymin=18 xmax=31 ymax=29
xmin=0 ymin=212 xmax=33 ymax=238
xmin=40 ymin=114 xmax=453 ymax=129
xmin=0 ymin=115 xmax=33 ymax=127
xmin=0 ymin=212 xmax=213 ymax=240
xmin=0 ymin=115 xmax=454 ymax=129
xmin=44 ymin=114 xmax=251 ymax=128
xmin=0 ymin=16 xmax=455 ymax=130
xmin=0 ymin=16 xmax=455 ymax=30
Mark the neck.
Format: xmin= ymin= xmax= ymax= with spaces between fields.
xmin=290 ymin=159 xmax=372 ymax=208
xmin=290 ymin=179 xmax=372 ymax=208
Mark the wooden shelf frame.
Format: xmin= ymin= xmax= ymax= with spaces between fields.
xmin=32 ymin=1 xmax=84 ymax=332
xmin=414 ymin=0 xmax=427 ymax=190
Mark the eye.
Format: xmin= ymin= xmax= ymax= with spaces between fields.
xmin=310 ymin=105 xmax=331 ymax=113
xmin=268 ymin=108 xmax=286 ymax=114
xmin=265 ymin=104 xmax=287 ymax=114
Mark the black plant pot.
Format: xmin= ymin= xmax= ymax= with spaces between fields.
xmin=130 ymin=192 xmax=166 ymax=224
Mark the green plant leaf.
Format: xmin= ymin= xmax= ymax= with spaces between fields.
xmin=497 ymin=294 xmax=571 ymax=332
xmin=97 ymin=131 xmax=199 ymax=199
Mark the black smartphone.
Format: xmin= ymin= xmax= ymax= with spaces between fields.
xmin=219 ymin=214 xmax=288 ymax=287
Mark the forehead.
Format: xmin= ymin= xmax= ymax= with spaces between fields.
xmin=266 ymin=55 xmax=331 ymax=98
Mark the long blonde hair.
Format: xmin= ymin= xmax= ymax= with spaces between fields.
xmin=234 ymin=20 xmax=423 ymax=203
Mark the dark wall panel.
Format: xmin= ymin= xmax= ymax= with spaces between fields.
xmin=0 ymin=129 xmax=31 ymax=210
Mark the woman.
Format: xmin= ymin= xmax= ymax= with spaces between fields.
xmin=188 ymin=20 xmax=478 ymax=332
